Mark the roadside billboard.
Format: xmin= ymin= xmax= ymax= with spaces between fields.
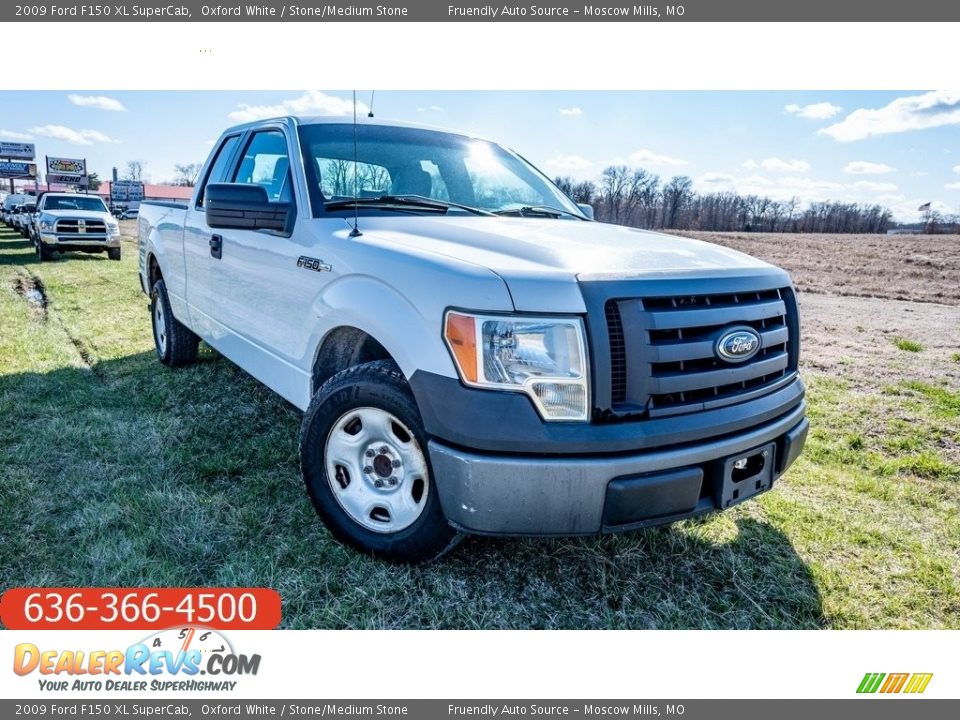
xmin=0 ymin=161 xmax=38 ymax=179
xmin=111 ymin=180 xmax=145 ymax=203
xmin=46 ymin=173 xmax=84 ymax=184
xmin=46 ymin=157 xmax=86 ymax=176
xmin=0 ymin=142 xmax=35 ymax=160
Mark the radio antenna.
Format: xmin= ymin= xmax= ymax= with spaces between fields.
xmin=368 ymin=90 xmax=376 ymax=118
xmin=349 ymin=89 xmax=362 ymax=238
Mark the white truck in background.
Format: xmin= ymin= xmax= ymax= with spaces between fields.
xmin=138 ymin=116 xmax=808 ymax=563
xmin=32 ymin=192 xmax=122 ymax=261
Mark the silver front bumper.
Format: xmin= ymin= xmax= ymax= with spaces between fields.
xmin=430 ymin=402 xmax=807 ymax=536
xmin=41 ymin=232 xmax=120 ymax=247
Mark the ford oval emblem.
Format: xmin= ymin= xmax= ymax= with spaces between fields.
xmin=716 ymin=326 xmax=762 ymax=363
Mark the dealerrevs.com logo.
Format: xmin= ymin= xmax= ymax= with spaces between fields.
xmin=13 ymin=627 xmax=261 ymax=692
xmin=857 ymin=672 xmax=933 ymax=694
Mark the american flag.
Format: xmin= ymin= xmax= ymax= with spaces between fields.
xmin=918 ymin=202 xmax=932 ymax=211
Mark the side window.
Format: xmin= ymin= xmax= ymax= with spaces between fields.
xmin=232 ymin=130 xmax=292 ymax=203
xmin=197 ymin=134 xmax=240 ymax=207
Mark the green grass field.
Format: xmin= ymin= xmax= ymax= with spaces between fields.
xmin=1 ymin=224 xmax=958 ymax=629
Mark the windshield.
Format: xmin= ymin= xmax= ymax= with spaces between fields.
xmin=298 ymin=123 xmax=582 ymax=217
xmin=44 ymin=196 xmax=108 ymax=212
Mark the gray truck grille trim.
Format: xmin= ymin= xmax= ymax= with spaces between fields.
xmin=605 ymin=287 xmax=797 ymax=415
xmin=55 ymin=219 xmax=107 ymax=234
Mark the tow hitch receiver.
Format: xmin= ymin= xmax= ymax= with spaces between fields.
xmin=713 ymin=442 xmax=776 ymax=509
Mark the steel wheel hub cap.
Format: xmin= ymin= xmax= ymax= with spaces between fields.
xmin=154 ymin=301 xmax=167 ymax=353
xmin=324 ymin=407 xmax=429 ymax=533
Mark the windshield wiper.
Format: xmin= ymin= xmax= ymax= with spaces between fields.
xmin=493 ymin=205 xmax=586 ymax=219
xmin=324 ymin=194 xmax=494 ymax=216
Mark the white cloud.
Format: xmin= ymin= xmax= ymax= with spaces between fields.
xmin=953 ymin=164 xmax=960 ymax=174
xmin=850 ymin=180 xmax=899 ymax=193
xmin=0 ymin=129 xmax=33 ymax=140
xmin=29 ymin=125 xmax=119 ymax=145
xmin=819 ymin=90 xmax=960 ymax=142
xmin=627 ymin=148 xmax=688 ymax=167
xmin=784 ymin=102 xmax=842 ymax=120
xmin=417 ymin=105 xmax=445 ymax=113
xmin=694 ymin=173 xmax=736 ymax=192
xmin=697 ymin=172 xmax=735 ymax=185
xmin=946 ymin=182 xmax=960 ymax=190
xmin=227 ymin=91 xmax=364 ymax=122
xmin=694 ymin=171 xmax=904 ymax=211
xmin=67 ymin=94 xmax=127 ymax=112
xmin=844 ymin=161 xmax=896 ymax=175
xmin=545 ymin=154 xmax=593 ymax=171
xmin=558 ymin=107 xmax=583 ymax=117
xmin=743 ymin=158 xmax=811 ymax=173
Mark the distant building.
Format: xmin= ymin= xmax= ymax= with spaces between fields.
xmin=11 ymin=181 xmax=195 ymax=208
xmin=98 ymin=182 xmax=193 ymax=208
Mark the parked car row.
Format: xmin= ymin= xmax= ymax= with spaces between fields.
xmin=1 ymin=200 xmax=37 ymax=236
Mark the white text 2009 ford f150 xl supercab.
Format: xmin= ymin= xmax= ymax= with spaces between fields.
xmin=138 ymin=116 xmax=808 ymax=562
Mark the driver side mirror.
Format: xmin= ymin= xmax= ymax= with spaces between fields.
xmin=205 ymin=183 xmax=293 ymax=234
xmin=577 ymin=203 xmax=594 ymax=220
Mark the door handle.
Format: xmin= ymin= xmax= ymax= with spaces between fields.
xmin=209 ymin=234 xmax=223 ymax=259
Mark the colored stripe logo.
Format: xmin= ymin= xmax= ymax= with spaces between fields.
xmin=857 ymin=672 xmax=933 ymax=694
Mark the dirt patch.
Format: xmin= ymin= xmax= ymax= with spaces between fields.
xmin=676 ymin=231 xmax=960 ymax=305
xmin=798 ymin=293 xmax=960 ymax=391
xmin=12 ymin=274 xmax=48 ymax=320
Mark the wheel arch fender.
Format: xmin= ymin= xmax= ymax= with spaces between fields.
xmin=309 ymin=274 xmax=457 ymax=393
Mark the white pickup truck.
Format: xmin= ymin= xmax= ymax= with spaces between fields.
xmin=33 ymin=192 xmax=122 ymax=261
xmin=138 ymin=116 xmax=807 ymax=562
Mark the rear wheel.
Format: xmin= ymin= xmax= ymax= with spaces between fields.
xmin=300 ymin=360 xmax=460 ymax=563
xmin=150 ymin=278 xmax=199 ymax=366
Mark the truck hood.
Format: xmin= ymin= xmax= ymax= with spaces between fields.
xmin=357 ymin=216 xmax=783 ymax=311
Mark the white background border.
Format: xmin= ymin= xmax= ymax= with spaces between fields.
xmin=2 ymin=18 xmax=958 ymax=702
xmin=2 ymin=22 xmax=959 ymax=90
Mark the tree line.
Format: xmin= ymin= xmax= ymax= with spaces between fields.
xmin=555 ymin=165 xmax=895 ymax=234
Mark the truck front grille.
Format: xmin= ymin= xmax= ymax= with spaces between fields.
xmin=56 ymin=219 xmax=106 ymax=234
xmin=606 ymin=300 xmax=627 ymax=404
xmin=603 ymin=286 xmax=799 ymax=417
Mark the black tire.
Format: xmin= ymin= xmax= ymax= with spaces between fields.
xmin=150 ymin=278 xmax=199 ymax=366
xmin=36 ymin=240 xmax=52 ymax=262
xmin=300 ymin=360 xmax=461 ymax=563
xmin=107 ymin=247 xmax=121 ymax=261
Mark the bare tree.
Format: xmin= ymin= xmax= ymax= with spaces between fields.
xmin=173 ymin=162 xmax=203 ymax=187
xmin=564 ymin=164 xmax=894 ymax=234
xmin=124 ymin=160 xmax=147 ymax=183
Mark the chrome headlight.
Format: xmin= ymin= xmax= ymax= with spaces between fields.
xmin=444 ymin=311 xmax=590 ymax=421
xmin=107 ymin=221 xmax=120 ymax=236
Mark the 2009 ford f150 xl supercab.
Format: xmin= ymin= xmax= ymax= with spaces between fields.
xmin=139 ymin=116 xmax=808 ymax=562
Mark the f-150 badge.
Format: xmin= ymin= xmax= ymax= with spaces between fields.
xmin=297 ymin=256 xmax=332 ymax=273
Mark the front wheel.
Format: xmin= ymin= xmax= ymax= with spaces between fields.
xmin=36 ymin=239 xmax=52 ymax=262
xmin=107 ymin=247 xmax=121 ymax=261
xmin=299 ymin=360 xmax=461 ymax=563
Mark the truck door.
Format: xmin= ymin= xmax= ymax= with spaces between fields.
xmin=198 ymin=127 xmax=328 ymax=404
xmin=182 ymin=132 xmax=242 ymax=339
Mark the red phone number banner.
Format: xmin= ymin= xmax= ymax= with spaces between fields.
xmin=0 ymin=588 xmax=281 ymax=630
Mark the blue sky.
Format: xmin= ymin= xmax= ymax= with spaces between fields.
xmin=2 ymin=90 xmax=958 ymax=221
